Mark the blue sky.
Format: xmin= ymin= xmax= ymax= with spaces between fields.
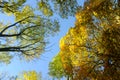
xmin=0 ymin=0 xmax=85 ymax=79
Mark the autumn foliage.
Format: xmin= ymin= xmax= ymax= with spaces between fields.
xmin=49 ymin=0 xmax=120 ymax=80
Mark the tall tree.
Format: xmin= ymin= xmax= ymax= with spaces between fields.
xmin=51 ymin=0 xmax=120 ymax=80
xmin=0 ymin=0 xmax=79 ymax=63
xmin=16 ymin=71 xmax=41 ymax=80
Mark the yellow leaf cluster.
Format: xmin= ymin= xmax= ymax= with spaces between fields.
xmin=17 ymin=71 xmax=38 ymax=80
xmin=59 ymin=24 xmax=89 ymax=73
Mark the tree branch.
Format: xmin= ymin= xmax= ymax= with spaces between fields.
xmin=0 ymin=16 xmax=32 ymax=34
xmin=0 ymin=47 xmax=21 ymax=52
xmin=0 ymin=33 xmax=21 ymax=37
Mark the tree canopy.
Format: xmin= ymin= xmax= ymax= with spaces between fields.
xmin=1 ymin=0 xmax=120 ymax=80
xmin=0 ymin=71 xmax=41 ymax=80
xmin=16 ymin=71 xmax=41 ymax=80
xmin=0 ymin=0 xmax=79 ymax=63
xmin=49 ymin=0 xmax=120 ymax=80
